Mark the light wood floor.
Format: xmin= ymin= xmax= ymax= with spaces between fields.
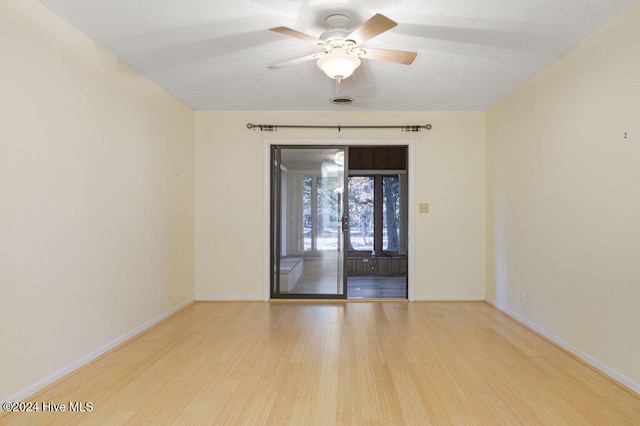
xmin=4 ymin=302 xmax=640 ymax=425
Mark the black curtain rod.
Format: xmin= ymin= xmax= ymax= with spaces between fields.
xmin=246 ymin=123 xmax=432 ymax=132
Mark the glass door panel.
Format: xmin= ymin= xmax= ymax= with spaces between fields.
xmin=271 ymin=146 xmax=347 ymax=298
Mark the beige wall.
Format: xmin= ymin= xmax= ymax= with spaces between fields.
xmin=487 ymin=2 xmax=640 ymax=389
xmin=1 ymin=1 xmax=195 ymax=401
xmin=195 ymin=111 xmax=486 ymax=300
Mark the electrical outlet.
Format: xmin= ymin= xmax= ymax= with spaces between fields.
xmin=158 ymin=288 xmax=164 ymax=301
xmin=520 ymin=288 xmax=525 ymax=302
xmin=419 ymin=203 xmax=430 ymax=213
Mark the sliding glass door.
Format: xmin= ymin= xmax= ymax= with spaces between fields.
xmin=271 ymin=146 xmax=348 ymax=298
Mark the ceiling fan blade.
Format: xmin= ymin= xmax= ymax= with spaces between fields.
xmin=346 ymin=14 xmax=397 ymax=46
xmin=268 ymin=53 xmax=325 ymax=69
xmin=360 ymin=47 xmax=417 ymax=65
xmin=269 ymin=26 xmax=323 ymax=46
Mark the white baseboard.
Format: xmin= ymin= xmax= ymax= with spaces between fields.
xmin=486 ymin=299 xmax=640 ymax=395
xmin=4 ymin=298 xmax=195 ymax=404
xmin=413 ymin=296 xmax=485 ymax=302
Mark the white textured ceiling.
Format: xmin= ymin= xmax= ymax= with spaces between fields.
xmin=37 ymin=0 xmax=634 ymax=111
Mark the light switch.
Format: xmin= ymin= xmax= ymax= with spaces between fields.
xmin=419 ymin=203 xmax=430 ymax=213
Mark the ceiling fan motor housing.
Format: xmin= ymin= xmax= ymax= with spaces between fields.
xmin=320 ymin=14 xmax=352 ymax=43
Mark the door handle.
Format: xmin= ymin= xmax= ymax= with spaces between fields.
xmin=341 ymin=216 xmax=348 ymax=232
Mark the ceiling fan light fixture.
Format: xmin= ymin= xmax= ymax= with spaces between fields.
xmin=316 ymin=49 xmax=361 ymax=80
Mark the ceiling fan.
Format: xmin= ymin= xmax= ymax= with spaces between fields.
xmin=268 ymin=13 xmax=417 ymax=81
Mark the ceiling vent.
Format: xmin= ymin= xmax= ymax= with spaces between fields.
xmin=331 ymin=96 xmax=354 ymax=105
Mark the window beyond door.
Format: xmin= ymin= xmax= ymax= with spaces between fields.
xmin=347 ymin=176 xmax=374 ymax=252
xmin=348 ymin=173 xmax=406 ymax=255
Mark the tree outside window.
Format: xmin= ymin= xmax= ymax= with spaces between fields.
xmin=348 ymin=174 xmax=401 ymax=254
